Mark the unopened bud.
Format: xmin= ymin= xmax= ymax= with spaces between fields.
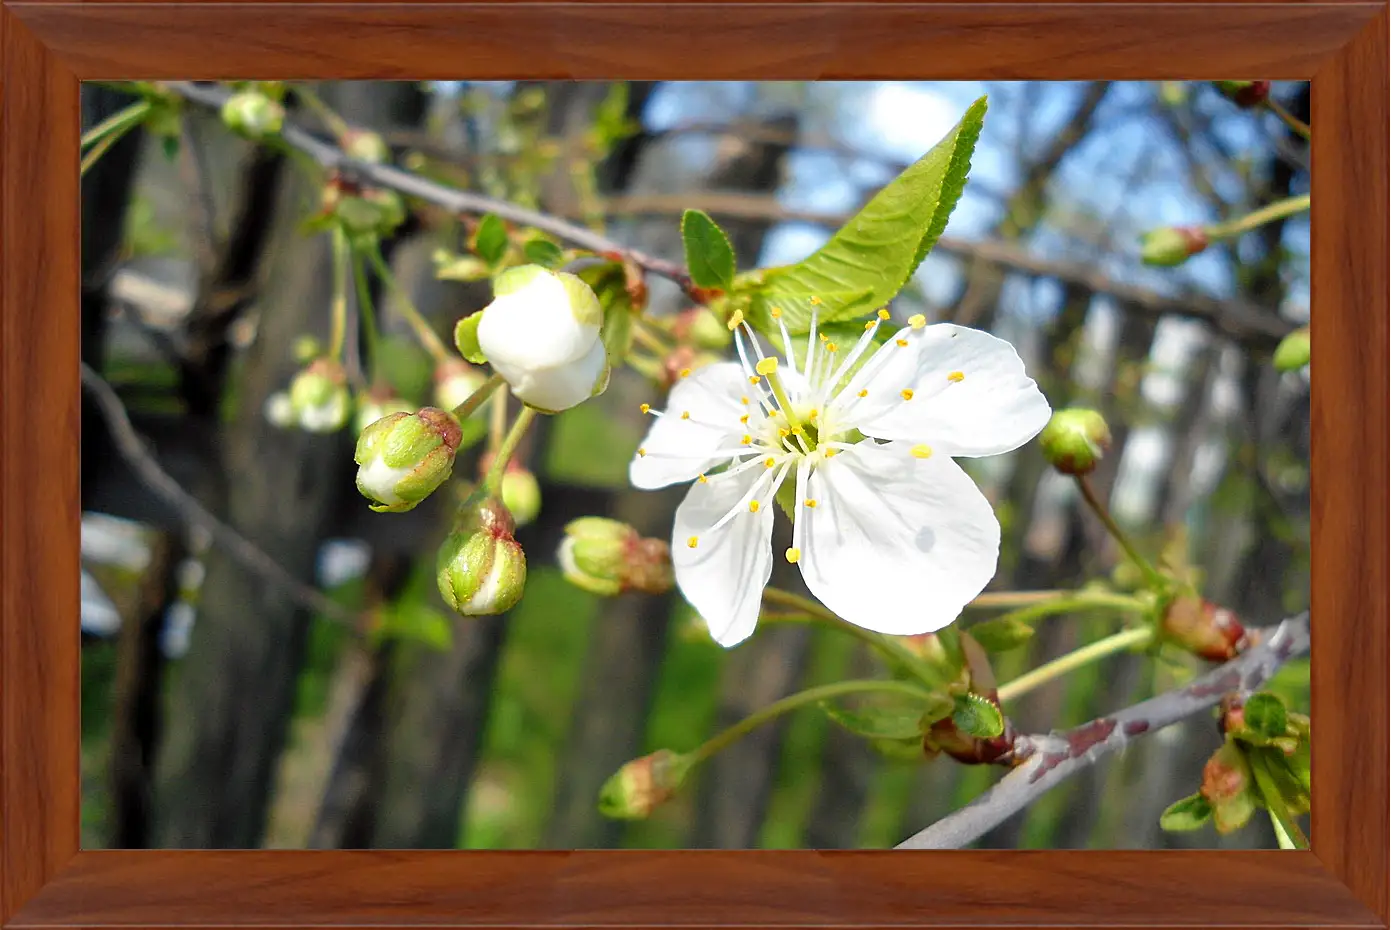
xmin=335 ymin=188 xmax=406 ymax=239
xmin=354 ymin=407 xmax=463 ymax=513
xmin=436 ymin=497 xmax=527 ymax=616
xmin=500 ymin=469 xmax=542 ymax=528
xmin=1140 ymin=226 xmax=1208 ymax=267
xmin=288 ymin=359 xmax=350 ymax=433
xmin=921 ymin=713 xmax=1018 ymax=767
xmin=597 ymin=749 xmax=691 ymax=820
xmin=342 ymin=129 xmax=391 ymax=165
xmin=1273 ymin=327 xmax=1310 ymax=373
xmin=1039 ymin=408 xmax=1111 ymax=476
xmin=1161 ymin=596 xmax=1247 ymax=662
xmin=264 ymin=391 xmax=296 ymax=429
xmin=1200 ymin=739 xmax=1257 ymax=834
xmin=1214 ymin=80 xmax=1271 ymax=109
xmin=557 ymin=517 xmax=674 ymax=597
xmin=221 ymin=90 xmax=284 ymax=140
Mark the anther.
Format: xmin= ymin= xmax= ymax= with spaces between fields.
xmin=726 ymin=309 xmax=745 ymax=331
xmin=640 ymin=403 xmax=651 ymax=414
xmin=749 ymin=500 xmax=761 ymax=513
xmin=681 ymin=411 xmax=691 ymax=420
xmin=697 ymin=474 xmax=709 ymax=483
xmin=808 ymin=409 xmax=819 ymax=420
xmin=804 ymin=498 xmax=818 ymax=508
xmin=877 ymin=308 xmax=890 ymax=320
xmin=826 ymin=342 xmax=838 ymax=352
xmin=637 ymin=448 xmax=647 ymax=457
xmin=910 ymin=444 xmax=933 ymax=459
xmin=908 ymin=314 xmax=926 ymax=329
xmin=764 ymin=456 xmax=776 ymax=468
xmin=680 ymin=367 xmax=692 ymax=378
xmin=865 ymin=321 xmax=876 ymax=331
xmin=749 ymin=376 xmax=761 ymax=385
xmin=896 ymin=339 xmax=909 ymax=347
xmin=824 ymin=448 xmax=839 ymax=458
xmin=785 ymin=547 xmax=801 ymax=563
xmin=948 ymin=371 xmax=965 ymax=383
xmin=741 ymin=395 xmax=750 ymax=405
xmin=810 ymin=296 xmax=823 ymax=306
xmin=687 ymin=536 xmax=699 ymax=548
xmin=740 ymin=414 xmax=750 ymax=424
xmin=741 ymin=435 xmax=753 ymax=445
xmin=901 ymin=389 xmax=915 ymax=401
xmin=755 ymin=357 xmax=779 ymax=376
xmin=857 ymin=389 xmax=868 ymax=398
xmin=770 ymin=306 xmax=782 ymax=318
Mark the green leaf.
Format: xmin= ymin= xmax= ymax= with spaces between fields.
xmin=522 ymin=238 xmax=565 ymax=269
xmin=965 ymin=615 xmax=1036 ymax=653
xmin=453 ymin=311 xmax=486 ymax=364
xmin=742 ymin=96 xmax=988 ymax=336
xmin=681 ymin=209 xmax=736 ymax=290
xmin=473 ymin=213 xmax=509 ymax=266
xmin=1159 ymin=793 xmax=1213 ymax=832
xmin=819 ymin=700 xmax=925 ymax=741
xmin=161 ymin=135 xmax=181 ymax=161
xmin=951 ymin=692 xmax=1004 ymax=739
xmin=1242 ymin=692 xmax=1289 ymax=742
xmin=577 ymin=262 xmax=636 ymax=365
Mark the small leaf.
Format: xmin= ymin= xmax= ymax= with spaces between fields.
xmin=1242 ymin=692 xmax=1289 ymax=742
xmin=523 ymin=238 xmax=565 ymax=269
xmin=161 ymin=135 xmax=181 ymax=161
xmin=454 ymin=311 xmax=487 ymax=364
xmin=820 ymin=699 xmax=925 ymax=741
xmin=473 ymin=214 xmax=509 ymax=266
xmin=741 ymin=96 xmax=988 ymax=336
xmin=1159 ymin=793 xmax=1213 ymax=832
xmin=681 ymin=209 xmax=736 ymax=290
xmin=951 ymin=692 xmax=1004 ymax=739
xmin=966 ymin=615 xmax=1036 ymax=653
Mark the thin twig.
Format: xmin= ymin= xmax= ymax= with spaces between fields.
xmin=895 ymin=612 xmax=1310 ymax=849
xmin=163 ymin=81 xmax=696 ymax=296
xmin=81 ymin=362 xmax=366 ymax=633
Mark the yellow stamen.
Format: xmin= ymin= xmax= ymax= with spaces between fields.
xmin=770 ymin=306 xmax=782 ymax=318
xmin=896 ymin=338 xmax=909 ymax=347
xmin=857 ymin=389 xmax=868 ymax=398
xmin=680 ymin=367 xmax=692 ymax=378
xmin=877 ymin=308 xmax=890 ymax=320
xmin=749 ymin=500 xmax=761 ymax=513
xmin=764 ymin=456 xmax=776 ymax=468
xmin=908 ymin=313 xmax=926 ymax=329
xmin=785 ymin=547 xmax=801 ymax=564
xmin=779 ymin=427 xmax=791 ymax=438
xmin=824 ymin=448 xmax=839 ymax=458
xmin=810 ymin=296 xmax=823 ymax=306
xmin=808 ymin=409 xmax=819 ymax=420
xmin=741 ymin=435 xmax=752 ymax=445
xmin=698 ymin=474 xmax=709 ymax=484
xmin=755 ymin=357 xmax=778 ymax=376
xmin=910 ymin=444 xmax=933 ymax=459
xmin=865 ymin=320 xmax=876 ymax=331
xmin=740 ymin=414 xmax=750 ymax=424
xmin=805 ymin=498 xmax=818 ymax=508
xmin=727 ymin=309 xmax=745 ymax=331
xmin=637 ymin=448 xmax=647 ymax=457
xmin=948 ymin=371 xmax=965 ymax=383
xmin=901 ymin=389 xmax=915 ymax=401
xmin=687 ymin=536 xmax=699 ymax=548
xmin=740 ymin=395 xmax=750 ymax=405
xmin=640 ymin=403 xmax=651 ymax=414
xmin=819 ymin=333 xmax=829 ymax=343
xmin=826 ymin=342 xmax=838 ymax=352
xmin=749 ymin=375 xmax=761 ymax=385
xmin=680 ymin=411 xmax=691 ymax=420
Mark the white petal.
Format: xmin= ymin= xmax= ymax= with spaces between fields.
xmin=799 ymin=440 xmax=1000 ymax=635
xmin=840 ymin=324 xmax=1051 ymax=457
xmin=629 ymin=362 xmax=750 ymax=490
xmin=477 ymin=270 xmax=599 ymax=371
xmin=507 ymin=336 xmax=609 ymax=413
xmin=671 ymin=464 xmax=779 ymax=647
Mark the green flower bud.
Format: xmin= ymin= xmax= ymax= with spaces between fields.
xmin=264 ymin=390 xmax=296 ymax=429
xmin=287 ymin=359 xmax=350 ymax=433
xmin=1272 ymin=327 xmax=1310 ymax=373
xmin=1213 ymin=80 xmax=1271 ymax=109
xmin=1039 ymin=407 xmax=1112 ymax=476
xmin=557 ymin=517 xmax=674 ymax=597
xmin=436 ymin=498 xmax=527 ymax=616
xmin=500 ymin=469 xmax=542 ymax=528
xmin=1161 ymin=595 xmax=1247 ymax=662
xmin=597 ymin=749 xmax=691 ymax=820
xmin=342 ymin=129 xmax=391 ymax=165
xmin=335 ymin=188 xmax=406 ymax=239
xmin=1200 ymin=739 xmax=1258 ymax=834
xmin=221 ymin=90 xmax=284 ymax=140
xmin=1140 ymin=226 xmax=1208 ymax=267
xmin=354 ymin=407 xmax=462 ymax=512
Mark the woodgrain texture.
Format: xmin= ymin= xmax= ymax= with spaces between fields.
xmin=0 ymin=2 xmax=1385 ymax=928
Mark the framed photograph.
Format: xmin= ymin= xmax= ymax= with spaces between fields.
xmin=2 ymin=2 xmax=1385 ymax=928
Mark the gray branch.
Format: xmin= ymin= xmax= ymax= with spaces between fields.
xmin=895 ymin=612 xmax=1310 ymax=849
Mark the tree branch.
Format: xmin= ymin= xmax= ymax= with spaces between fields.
xmin=895 ymin=612 xmax=1310 ymax=849
xmin=81 ymin=361 xmax=366 ymax=633
xmin=163 ymin=81 xmax=695 ymax=295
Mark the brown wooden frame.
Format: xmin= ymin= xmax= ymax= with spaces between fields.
xmin=2 ymin=1 xmax=1386 ymax=927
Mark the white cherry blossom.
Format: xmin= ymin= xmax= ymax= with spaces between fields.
xmin=629 ymin=308 xmax=1051 ymax=647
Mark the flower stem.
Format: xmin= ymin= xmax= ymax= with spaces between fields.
xmin=690 ymin=678 xmax=931 ymax=765
xmin=365 ymin=242 xmax=452 ymax=365
xmin=970 ymin=591 xmax=1148 ymax=633
xmin=81 ymin=99 xmax=151 ymax=150
xmin=1249 ymin=751 xmax=1310 ymax=849
xmin=1206 ymin=193 xmax=1311 ymax=241
xmin=489 ymin=385 xmax=509 ymax=450
xmin=630 ymin=321 xmax=671 ymax=356
xmin=995 ymin=626 xmax=1154 ymax=704
xmin=760 ymin=588 xmax=940 ymax=688
xmin=1075 ymin=475 xmax=1166 ymax=587
xmin=328 ymin=227 xmax=351 ymax=360
xmin=452 ymin=372 xmax=505 ymax=421
xmin=966 ymin=590 xmax=1069 ymax=609
xmin=484 ymin=406 xmax=536 ymax=495
xmin=349 ymin=247 xmax=382 ymax=382
xmin=1264 ymin=98 xmax=1311 ymax=141
xmin=293 ymin=83 xmax=352 ymax=140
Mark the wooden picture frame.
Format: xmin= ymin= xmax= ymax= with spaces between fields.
xmin=2 ymin=2 xmax=1386 ymax=927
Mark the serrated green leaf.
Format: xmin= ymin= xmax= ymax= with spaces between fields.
xmin=1159 ymin=793 xmax=1213 ymax=831
xmin=681 ymin=209 xmax=736 ymax=290
xmin=473 ymin=213 xmax=509 ymax=266
xmin=819 ymin=699 xmax=925 ymax=741
xmin=951 ymin=692 xmax=1004 ymax=739
xmin=454 ymin=311 xmax=486 ymax=364
xmin=1242 ymin=692 xmax=1289 ymax=742
xmin=523 ymin=238 xmax=565 ymax=269
xmin=741 ymin=96 xmax=987 ymax=336
xmin=965 ymin=615 xmax=1036 ymax=653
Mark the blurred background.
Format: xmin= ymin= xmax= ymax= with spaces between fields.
xmin=79 ymin=79 xmax=1310 ymax=851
